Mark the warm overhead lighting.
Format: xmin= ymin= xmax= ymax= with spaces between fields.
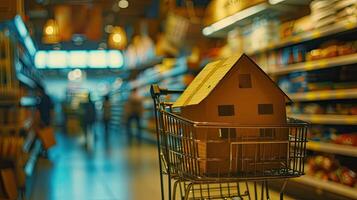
xmin=47 ymin=50 xmax=67 ymax=68
xmin=202 ymin=3 xmax=268 ymax=36
xmin=118 ymin=0 xmax=129 ymax=8
xmin=42 ymin=19 xmax=60 ymax=44
xmin=269 ymin=0 xmax=287 ymax=5
xmin=107 ymin=50 xmax=124 ymax=68
xmin=35 ymin=50 xmax=124 ymax=69
xmin=69 ymin=51 xmax=88 ymax=68
xmin=45 ymin=26 xmax=54 ymax=35
xmin=88 ymin=50 xmax=107 ymax=68
xmin=108 ymin=26 xmax=127 ymax=50
xmin=34 ymin=51 xmax=47 ymax=69
xmin=112 ymin=33 xmax=122 ymax=43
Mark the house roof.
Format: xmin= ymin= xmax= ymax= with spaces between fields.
xmin=173 ymin=53 xmax=291 ymax=108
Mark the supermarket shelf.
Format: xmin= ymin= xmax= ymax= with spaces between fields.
xmin=202 ymin=1 xmax=310 ymax=38
xmin=124 ymin=57 xmax=164 ymax=72
xmin=0 ymin=89 xmax=20 ymax=98
xmin=289 ymin=114 xmax=357 ymax=125
xmin=292 ymin=175 xmax=357 ymax=199
xmin=23 ymin=130 xmax=36 ymax=153
xmin=128 ymin=59 xmax=187 ymax=90
xmin=247 ymin=20 xmax=357 ymax=55
xmin=307 ymin=141 xmax=357 ymax=157
xmin=288 ymin=88 xmax=357 ymax=102
xmin=24 ymin=139 xmax=41 ymax=176
xmin=270 ymin=53 xmax=357 ymax=75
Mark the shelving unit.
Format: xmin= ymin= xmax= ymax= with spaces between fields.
xmin=203 ymin=0 xmax=311 ymax=38
xmin=307 ymin=141 xmax=357 ymax=157
xmin=270 ymin=53 xmax=357 ymax=75
xmin=291 ymin=176 xmax=357 ymax=200
xmin=288 ymin=88 xmax=357 ymax=102
xmin=0 ymin=16 xmax=43 ymax=199
xmin=247 ymin=20 xmax=357 ymax=55
xmin=289 ymin=114 xmax=357 ymax=125
xmin=202 ymin=1 xmax=357 ymax=199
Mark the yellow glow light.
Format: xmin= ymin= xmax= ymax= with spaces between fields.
xmin=112 ymin=33 xmax=122 ymax=43
xmin=45 ymin=26 xmax=54 ymax=35
xmin=118 ymin=0 xmax=129 ymax=8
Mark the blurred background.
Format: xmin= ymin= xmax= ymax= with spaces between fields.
xmin=0 ymin=0 xmax=357 ymax=199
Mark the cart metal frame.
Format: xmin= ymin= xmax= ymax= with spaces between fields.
xmin=151 ymin=84 xmax=309 ymax=200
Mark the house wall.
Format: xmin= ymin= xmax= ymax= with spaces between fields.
xmin=204 ymin=55 xmax=287 ymax=125
xmin=178 ymin=55 xmax=289 ymax=175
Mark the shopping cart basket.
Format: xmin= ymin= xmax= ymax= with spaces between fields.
xmin=151 ymin=84 xmax=309 ymax=200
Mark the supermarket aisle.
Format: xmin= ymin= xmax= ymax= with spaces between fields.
xmin=29 ymin=124 xmax=296 ymax=200
xmin=30 ymin=125 xmax=161 ymax=200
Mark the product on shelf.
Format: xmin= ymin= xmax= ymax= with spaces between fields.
xmin=310 ymin=0 xmax=337 ymax=28
xmin=307 ymin=155 xmax=357 ymax=187
xmin=280 ymin=16 xmax=313 ymax=39
xmin=288 ymin=102 xmax=357 ymax=116
xmin=278 ymin=64 xmax=357 ymax=93
xmin=332 ymin=133 xmax=357 ymax=146
xmin=0 ymin=136 xmax=24 ymax=160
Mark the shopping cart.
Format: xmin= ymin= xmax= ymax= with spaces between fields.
xmin=151 ymin=84 xmax=309 ymax=200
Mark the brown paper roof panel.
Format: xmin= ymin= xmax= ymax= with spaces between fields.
xmin=173 ymin=54 xmax=242 ymax=107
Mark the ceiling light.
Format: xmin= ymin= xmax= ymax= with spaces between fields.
xmin=118 ymin=0 xmax=129 ymax=9
xmin=43 ymin=19 xmax=60 ymax=44
xmin=45 ymin=26 xmax=54 ymax=35
xmin=112 ymin=33 xmax=122 ymax=43
xmin=269 ymin=0 xmax=287 ymax=5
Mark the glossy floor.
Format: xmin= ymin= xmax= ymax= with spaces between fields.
xmin=29 ymin=125 xmax=295 ymax=200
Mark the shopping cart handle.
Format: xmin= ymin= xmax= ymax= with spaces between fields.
xmin=150 ymin=84 xmax=183 ymax=98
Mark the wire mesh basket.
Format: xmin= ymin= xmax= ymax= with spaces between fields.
xmin=151 ymin=85 xmax=309 ymax=200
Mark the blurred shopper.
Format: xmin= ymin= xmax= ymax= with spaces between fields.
xmin=103 ymin=95 xmax=111 ymax=137
xmin=80 ymin=93 xmax=96 ymax=147
xmin=124 ymin=89 xmax=144 ymax=144
xmin=37 ymin=88 xmax=54 ymax=127
xmin=36 ymin=88 xmax=55 ymax=156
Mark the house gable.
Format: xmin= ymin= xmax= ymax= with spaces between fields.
xmin=173 ymin=54 xmax=291 ymax=109
xmin=203 ymin=55 xmax=287 ymax=125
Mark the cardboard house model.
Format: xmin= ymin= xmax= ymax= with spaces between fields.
xmin=172 ymin=53 xmax=292 ymax=175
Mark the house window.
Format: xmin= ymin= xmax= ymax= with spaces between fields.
xmin=260 ymin=128 xmax=275 ymax=139
xmin=258 ymin=104 xmax=274 ymax=115
xmin=239 ymin=74 xmax=252 ymax=88
xmin=219 ymin=128 xmax=236 ymax=139
xmin=218 ymin=105 xmax=235 ymax=116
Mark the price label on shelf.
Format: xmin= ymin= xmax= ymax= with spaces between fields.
xmin=311 ymin=30 xmax=321 ymax=38
xmin=335 ymin=90 xmax=347 ymax=99
xmin=305 ymin=93 xmax=317 ymax=100
xmin=344 ymin=21 xmax=356 ymax=29
xmin=346 ymin=117 xmax=357 ymax=124
xmin=304 ymin=62 xmax=314 ymax=70
xmin=319 ymin=91 xmax=330 ymax=100
xmin=292 ymin=36 xmax=302 ymax=43
xmin=317 ymin=60 xmax=328 ymax=67
xmin=308 ymin=142 xmax=320 ymax=151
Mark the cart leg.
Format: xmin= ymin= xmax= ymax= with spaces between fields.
xmin=245 ymin=181 xmax=251 ymax=200
xmin=254 ymin=181 xmax=258 ymax=200
xmin=183 ymin=183 xmax=193 ymax=200
xmin=260 ymin=181 xmax=264 ymax=200
xmin=168 ymin=173 xmax=172 ymax=200
xmin=153 ymin=98 xmax=165 ymax=200
xmin=172 ymin=179 xmax=181 ymax=200
xmin=265 ymin=181 xmax=270 ymax=200
xmin=279 ymin=179 xmax=288 ymax=200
